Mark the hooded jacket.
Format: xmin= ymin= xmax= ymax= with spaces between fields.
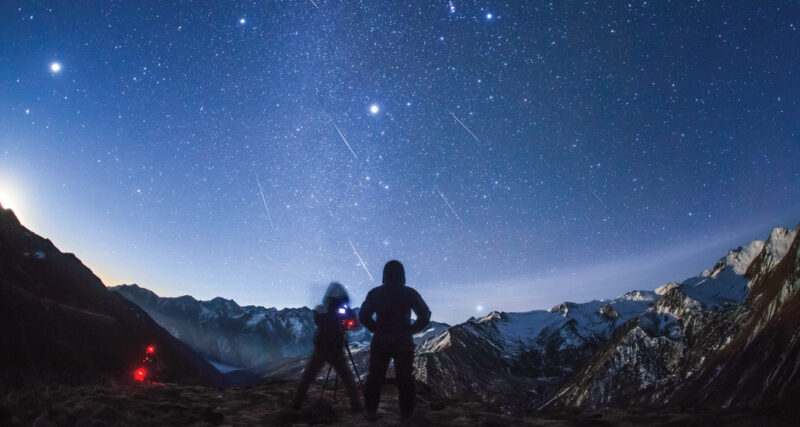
xmin=312 ymin=282 xmax=351 ymax=350
xmin=358 ymin=261 xmax=431 ymax=350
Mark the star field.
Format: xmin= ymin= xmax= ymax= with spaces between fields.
xmin=1 ymin=1 xmax=798 ymax=324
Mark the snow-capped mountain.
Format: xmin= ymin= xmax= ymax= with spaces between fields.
xmin=549 ymin=227 xmax=798 ymax=409
xmin=413 ymin=287 xmax=659 ymax=408
xmin=414 ymin=226 xmax=799 ymax=411
xmin=111 ymin=285 xmax=319 ymax=369
xmin=111 ymin=284 xmax=450 ymax=372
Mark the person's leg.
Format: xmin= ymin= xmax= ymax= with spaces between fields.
xmin=331 ymin=350 xmax=362 ymax=410
xmin=291 ymin=350 xmax=325 ymax=408
xmin=363 ymin=348 xmax=391 ymax=414
xmin=394 ymin=349 xmax=415 ymax=418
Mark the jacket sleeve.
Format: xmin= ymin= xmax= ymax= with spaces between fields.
xmin=408 ymin=289 xmax=431 ymax=334
xmin=358 ymin=291 xmax=378 ymax=333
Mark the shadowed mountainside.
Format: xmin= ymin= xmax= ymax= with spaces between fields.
xmin=0 ymin=206 xmax=226 ymax=388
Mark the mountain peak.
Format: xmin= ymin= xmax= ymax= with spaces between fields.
xmin=723 ymin=239 xmax=765 ymax=275
xmin=549 ymin=302 xmax=578 ymax=316
xmin=618 ymin=290 xmax=658 ymax=302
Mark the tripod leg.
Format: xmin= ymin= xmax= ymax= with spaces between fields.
xmin=333 ymin=372 xmax=339 ymax=399
xmin=319 ymin=364 xmax=333 ymax=402
xmin=345 ymin=344 xmax=365 ymax=393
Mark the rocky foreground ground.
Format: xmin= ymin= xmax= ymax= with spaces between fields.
xmin=2 ymin=379 xmax=798 ymax=426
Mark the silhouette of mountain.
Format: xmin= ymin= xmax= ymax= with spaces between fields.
xmin=0 ymin=206 xmax=226 ymax=388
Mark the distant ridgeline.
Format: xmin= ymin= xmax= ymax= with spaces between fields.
xmin=110 ymin=284 xmax=450 ymax=373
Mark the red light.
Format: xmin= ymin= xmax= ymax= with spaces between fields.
xmin=134 ymin=367 xmax=147 ymax=382
xmin=146 ymin=345 xmax=156 ymax=354
xmin=348 ymin=320 xmax=354 ymax=327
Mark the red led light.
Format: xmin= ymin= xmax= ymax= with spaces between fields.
xmin=134 ymin=367 xmax=147 ymax=382
xmin=146 ymin=345 xmax=156 ymax=354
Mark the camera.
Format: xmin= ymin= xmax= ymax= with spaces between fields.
xmin=337 ymin=304 xmax=360 ymax=330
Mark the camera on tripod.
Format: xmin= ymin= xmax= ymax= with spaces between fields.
xmin=336 ymin=304 xmax=360 ymax=331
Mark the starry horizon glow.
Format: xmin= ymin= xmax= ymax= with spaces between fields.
xmin=1 ymin=1 xmax=798 ymax=324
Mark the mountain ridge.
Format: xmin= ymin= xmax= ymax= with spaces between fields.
xmin=0 ymin=206 xmax=226 ymax=388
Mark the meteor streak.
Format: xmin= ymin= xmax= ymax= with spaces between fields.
xmin=330 ymin=120 xmax=358 ymax=160
xmin=255 ymin=173 xmax=274 ymax=228
xmin=589 ymin=188 xmax=606 ymax=207
xmin=348 ymin=239 xmax=375 ymax=281
xmin=449 ymin=112 xmax=481 ymax=143
xmin=309 ymin=0 xmax=319 ymax=9
xmin=436 ymin=187 xmax=465 ymax=225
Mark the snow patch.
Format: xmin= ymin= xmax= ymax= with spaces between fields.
xmin=723 ymin=240 xmax=765 ymax=275
xmin=207 ymin=359 xmax=242 ymax=374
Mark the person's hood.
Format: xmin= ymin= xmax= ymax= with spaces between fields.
xmin=382 ymin=260 xmax=406 ymax=288
xmin=315 ymin=282 xmax=350 ymax=313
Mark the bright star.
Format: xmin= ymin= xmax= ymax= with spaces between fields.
xmin=369 ymin=104 xmax=379 ymax=115
xmin=485 ymin=13 xmax=493 ymax=20
xmin=50 ymin=62 xmax=61 ymax=73
xmin=239 ymin=17 xmax=246 ymax=25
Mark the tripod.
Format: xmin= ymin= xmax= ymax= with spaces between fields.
xmin=318 ymin=335 xmax=364 ymax=402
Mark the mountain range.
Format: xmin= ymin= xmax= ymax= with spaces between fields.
xmin=2 ymin=199 xmax=798 ymax=415
xmin=414 ymin=226 xmax=800 ymax=411
xmin=111 ymin=223 xmax=800 ymax=413
xmin=110 ymin=284 xmax=450 ymax=375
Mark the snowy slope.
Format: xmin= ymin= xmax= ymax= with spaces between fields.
xmin=417 ymin=227 xmax=798 ymax=410
xmin=550 ymin=227 xmax=798 ymax=409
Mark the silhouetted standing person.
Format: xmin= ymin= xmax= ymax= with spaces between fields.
xmin=359 ymin=260 xmax=431 ymax=422
xmin=291 ymin=282 xmax=362 ymax=412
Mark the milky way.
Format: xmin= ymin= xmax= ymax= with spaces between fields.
xmin=1 ymin=1 xmax=798 ymax=323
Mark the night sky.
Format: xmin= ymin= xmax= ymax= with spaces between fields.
xmin=1 ymin=1 xmax=798 ymax=324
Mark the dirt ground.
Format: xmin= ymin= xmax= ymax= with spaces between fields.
xmin=1 ymin=380 xmax=797 ymax=426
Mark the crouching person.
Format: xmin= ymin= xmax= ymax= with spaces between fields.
xmin=291 ymin=282 xmax=363 ymax=412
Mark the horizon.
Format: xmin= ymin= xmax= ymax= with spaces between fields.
xmin=96 ymin=218 xmax=800 ymax=325
xmin=5 ymin=203 xmax=796 ymax=325
xmin=1 ymin=1 xmax=798 ymax=325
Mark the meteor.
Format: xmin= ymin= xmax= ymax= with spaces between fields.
xmin=449 ymin=112 xmax=481 ymax=143
xmin=330 ymin=120 xmax=358 ymax=160
xmin=436 ymin=187 xmax=465 ymax=226
xmin=255 ymin=173 xmax=275 ymax=228
xmin=348 ymin=239 xmax=375 ymax=282
xmin=309 ymin=0 xmax=319 ymax=8
xmin=589 ymin=188 xmax=606 ymax=207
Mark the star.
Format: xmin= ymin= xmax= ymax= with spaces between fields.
xmin=50 ymin=62 xmax=61 ymax=73
xmin=485 ymin=13 xmax=493 ymax=20
xmin=238 ymin=18 xmax=246 ymax=25
xmin=369 ymin=104 xmax=379 ymax=115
